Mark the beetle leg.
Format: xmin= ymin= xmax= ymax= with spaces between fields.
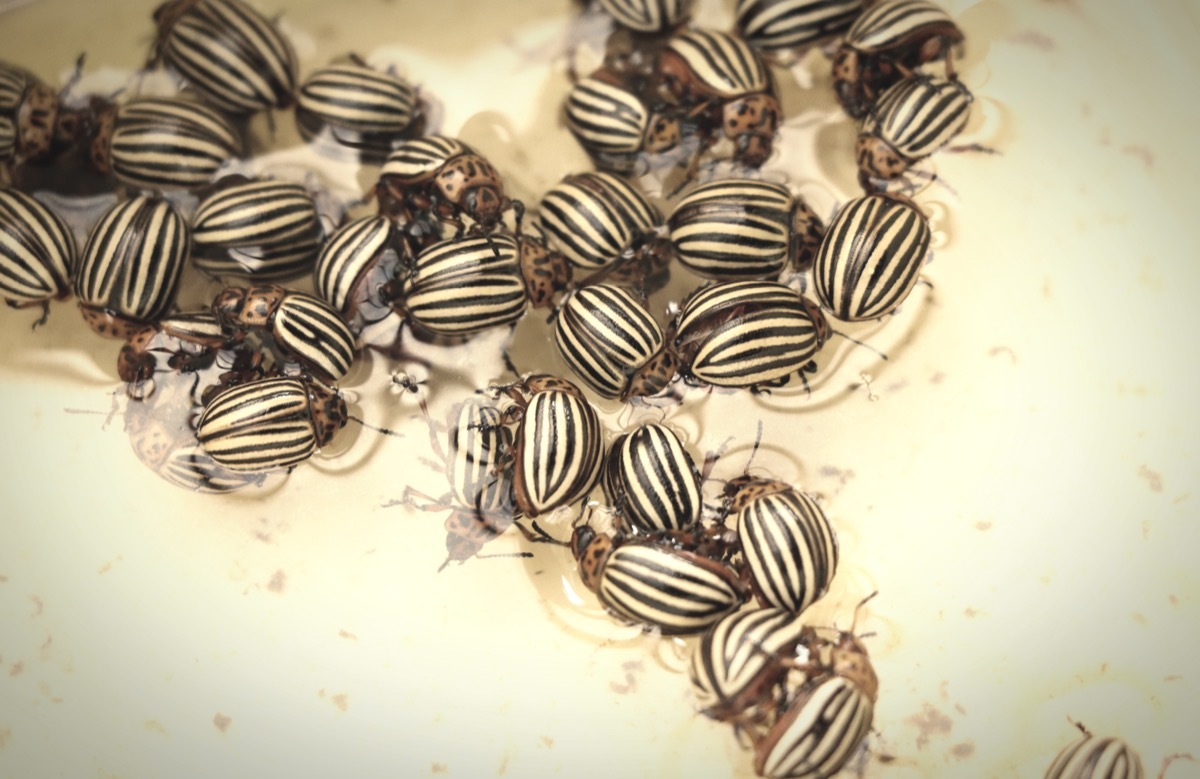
xmin=509 ymin=198 xmax=525 ymax=238
xmin=32 ymin=300 xmax=50 ymax=329
xmin=513 ymin=517 xmax=565 ymax=546
xmin=387 ymin=485 xmax=451 ymax=511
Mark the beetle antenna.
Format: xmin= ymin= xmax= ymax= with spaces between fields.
xmin=845 ymin=590 xmax=879 ymax=635
xmin=830 ymin=327 xmax=889 ymax=360
xmin=742 ymin=420 xmax=765 ymax=475
xmin=502 ymin=349 xmax=523 ymax=380
xmin=1157 ymin=752 xmax=1197 ymax=779
xmin=347 ymin=414 xmax=405 ymax=438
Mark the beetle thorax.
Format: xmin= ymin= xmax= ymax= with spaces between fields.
xmin=87 ymin=108 xmax=116 ymax=175
xmin=723 ymin=93 xmax=780 ymax=168
xmin=306 ymin=384 xmax=349 ymax=447
xmin=856 ymin=133 xmax=908 ymax=182
xmin=829 ymin=632 xmax=879 ymax=702
xmin=643 ymin=112 xmax=682 ymax=153
xmin=214 ymin=284 xmax=285 ymax=328
xmin=622 ymin=344 xmax=680 ymax=400
xmin=436 ymin=154 xmax=503 ymax=217
xmin=724 ymin=476 xmax=792 ymax=513
xmin=517 ymin=236 xmax=572 ymax=308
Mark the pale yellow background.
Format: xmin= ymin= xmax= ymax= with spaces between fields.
xmin=0 ymin=1 xmax=1197 ymax=777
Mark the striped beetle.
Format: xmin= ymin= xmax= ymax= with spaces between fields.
xmin=150 ymin=0 xmax=298 ymax=114
xmin=492 ymin=374 xmax=605 ymax=518
xmin=832 ymin=0 xmax=964 ymax=119
xmin=668 ymin=179 xmax=825 ymax=280
xmin=375 ymin=134 xmax=522 ymax=238
xmin=563 ymin=71 xmax=682 ymax=175
xmin=857 ymin=74 xmax=974 ymax=190
xmin=736 ymin=0 xmax=864 ymax=59
xmin=85 ymin=96 xmax=243 ymax=192
xmin=538 ymin=171 xmax=661 ymax=270
xmin=125 ymin=370 xmax=266 ymax=492
xmin=571 ymin=522 xmax=748 ymax=634
xmin=212 ymin=283 xmax=356 ymax=383
xmin=602 ymin=422 xmax=702 ymax=532
xmin=0 ymin=187 xmax=76 ymax=326
xmin=750 ymin=596 xmax=879 ymax=779
xmin=312 ymin=213 xmax=414 ymax=333
xmin=689 ymin=608 xmax=814 ymax=724
xmin=723 ymin=476 xmax=838 ymax=613
xmin=398 ymin=397 xmax=519 ymax=569
xmin=395 ymin=395 xmax=558 ymax=570
xmin=196 ymin=374 xmax=348 ymax=473
xmin=672 ymin=280 xmax=830 ymax=391
xmin=656 ymin=29 xmax=780 ymax=169
xmin=75 ymin=195 xmax=189 ymax=339
xmin=812 ymin=191 xmax=931 ymax=322
xmin=1045 ymin=724 xmax=1145 ymax=779
xmin=401 ymin=232 xmax=530 ymax=338
xmin=296 ymin=57 xmax=425 ymax=163
xmin=552 ymin=282 xmax=677 ymax=400
xmin=596 ymin=0 xmax=692 ymax=34
xmin=191 ymin=176 xmax=323 ymax=280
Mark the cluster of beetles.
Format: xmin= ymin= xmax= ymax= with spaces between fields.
xmin=0 ymin=0 xmax=1148 ymax=776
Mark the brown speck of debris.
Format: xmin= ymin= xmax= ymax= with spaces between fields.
xmin=266 ymin=570 xmax=286 ymax=593
xmin=964 ymin=608 xmax=978 ymax=618
xmin=213 ymin=713 xmax=232 ymax=733
xmin=1169 ymin=594 xmax=1179 ymax=606
xmin=9 ymin=662 xmax=23 ymax=677
xmin=144 ymin=720 xmax=167 ymax=735
xmin=974 ymin=520 xmax=992 ymax=531
xmin=930 ymin=372 xmax=945 ymax=385
xmin=30 ymin=596 xmax=43 ymax=617
xmin=1122 ymin=145 xmax=1154 ymax=169
xmin=907 ymin=704 xmax=953 ymax=750
xmin=1131 ymin=612 xmax=1148 ymax=625
xmin=987 ymin=346 xmax=1017 ymax=363
xmin=431 ymin=762 xmax=448 ymax=774
xmin=1006 ymin=29 xmax=1055 ymax=50
xmin=338 ymin=630 xmax=358 ymax=641
xmin=0 ymin=727 xmax=10 ymax=749
xmin=609 ymin=660 xmax=643 ymax=694
xmin=950 ymin=741 xmax=976 ymax=760
xmin=0 ymin=574 xmax=8 ymax=583
xmin=1137 ymin=465 xmax=1163 ymax=493
xmin=539 ymin=735 xmax=554 ymax=748
xmin=331 ymin=693 xmax=349 ymax=712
